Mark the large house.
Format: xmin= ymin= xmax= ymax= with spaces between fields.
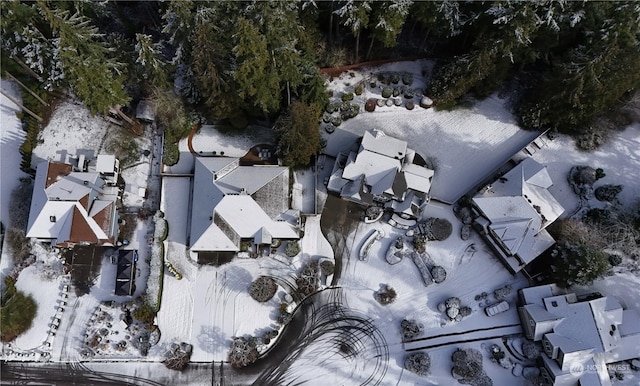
xmin=27 ymin=155 xmax=121 ymax=248
xmin=518 ymin=284 xmax=640 ymax=386
xmin=327 ymin=129 xmax=434 ymax=219
xmin=471 ymin=157 xmax=565 ymax=274
xmin=189 ymin=157 xmax=299 ymax=263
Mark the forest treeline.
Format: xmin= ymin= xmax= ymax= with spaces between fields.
xmin=2 ymin=1 xmax=639 ymax=161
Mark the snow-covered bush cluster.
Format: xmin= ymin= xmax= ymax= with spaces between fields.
xmin=451 ymin=348 xmax=492 ymax=386
xmin=438 ymin=297 xmax=472 ymax=322
xmin=404 ymin=351 xmax=431 ymax=376
xmin=400 ymin=319 xmax=424 ymax=340
xmin=249 ymin=276 xmax=277 ymax=303
xmin=296 ymin=260 xmax=319 ymax=297
xmin=163 ymin=342 xmax=193 ymax=371
xmin=374 ymin=284 xmax=397 ymax=305
xmin=228 ymin=336 xmax=259 ymax=368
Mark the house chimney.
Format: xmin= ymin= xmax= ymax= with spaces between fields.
xmin=50 ymin=216 xmax=56 ymax=222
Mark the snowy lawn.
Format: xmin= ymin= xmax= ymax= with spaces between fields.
xmin=531 ymin=124 xmax=640 ymax=215
xmin=6 ymin=244 xmax=67 ymax=359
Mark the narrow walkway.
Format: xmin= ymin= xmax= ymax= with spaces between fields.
xmin=403 ymin=324 xmax=522 ymax=351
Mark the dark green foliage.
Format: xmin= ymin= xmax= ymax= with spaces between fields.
xmin=596 ymin=168 xmax=606 ymax=180
xmin=319 ymin=260 xmax=335 ymax=276
xmin=132 ymin=303 xmax=157 ymax=325
xmin=341 ymin=92 xmax=354 ymax=102
xmin=1 ymin=277 xmax=38 ymax=342
xmin=608 ymin=255 xmax=623 ymax=266
xmin=275 ymin=102 xmax=322 ymax=168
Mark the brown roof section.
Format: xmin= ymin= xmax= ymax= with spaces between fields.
xmin=79 ymin=193 xmax=89 ymax=211
xmin=92 ymin=203 xmax=114 ymax=237
xmin=46 ymin=162 xmax=73 ymax=188
xmin=69 ymin=206 xmax=99 ymax=244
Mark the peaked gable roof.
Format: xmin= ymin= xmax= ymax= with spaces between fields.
xmin=190 ymin=157 xmax=295 ymax=253
xmin=27 ymin=160 xmax=118 ymax=246
xmin=473 ymin=158 xmax=564 ymax=264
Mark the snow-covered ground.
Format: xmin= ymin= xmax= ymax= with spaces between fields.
xmin=531 ymin=124 xmax=640 ymax=215
xmin=0 ymin=79 xmax=28 ymax=228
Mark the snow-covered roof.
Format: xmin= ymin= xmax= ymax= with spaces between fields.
xmin=190 ymin=223 xmax=238 ymax=252
xmin=214 ymin=195 xmax=298 ymax=240
xmin=402 ymin=163 xmax=433 ymax=194
xmin=45 ymin=172 xmax=101 ymax=201
xmin=96 ymin=155 xmax=117 ymax=173
xmin=520 ymin=284 xmax=566 ymax=306
xmin=215 ymin=165 xmax=287 ymax=195
xmin=473 ymin=158 xmax=564 ymax=267
xmin=27 ymin=161 xmax=117 ymax=246
xmin=342 ymin=149 xmax=401 ymax=189
xmin=190 ymin=157 xmax=296 ymax=253
xmin=26 ymin=201 xmax=75 ymax=241
xmin=360 ymin=129 xmax=407 ymax=159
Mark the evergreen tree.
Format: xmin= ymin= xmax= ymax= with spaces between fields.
xmin=233 ymin=17 xmax=279 ymax=115
xmin=135 ymin=33 xmax=167 ymax=87
xmin=335 ymin=0 xmax=372 ymax=61
xmin=519 ymin=2 xmax=640 ymax=133
xmin=275 ymin=101 xmax=322 ymax=168
xmin=366 ymin=0 xmax=412 ymax=58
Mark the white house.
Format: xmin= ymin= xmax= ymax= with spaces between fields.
xmin=518 ymin=284 xmax=640 ymax=386
xmin=327 ymin=129 xmax=434 ymax=218
xmin=27 ymin=157 xmax=120 ymax=248
xmin=471 ymin=157 xmax=565 ymax=274
xmin=189 ymin=157 xmax=298 ymax=263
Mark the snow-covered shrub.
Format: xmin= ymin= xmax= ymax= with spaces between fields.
xmin=163 ymin=342 xmax=193 ymax=371
xmin=405 ymin=100 xmax=415 ymax=110
xmin=459 ymin=306 xmax=472 ymax=317
xmin=404 ymin=88 xmax=415 ymax=99
xmin=521 ymin=341 xmax=541 ymax=359
xmin=568 ymin=165 xmax=596 ymax=198
xmin=427 ymin=218 xmax=453 ymax=241
xmin=431 ymin=266 xmax=447 ymax=284
xmin=374 ymin=284 xmax=397 ymax=305
xmin=451 ymin=348 xmax=492 ymax=385
xmin=249 ymin=276 xmax=277 ymax=303
xmin=382 ymin=87 xmax=393 ymax=98
xmin=296 ymin=261 xmax=319 ymax=296
xmin=390 ymin=73 xmax=400 ymax=84
xmin=594 ymin=184 xmax=623 ymax=202
xmin=228 ymin=337 xmax=259 ymax=368
xmin=320 ymin=260 xmax=335 ymax=276
xmin=341 ymin=92 xmax=354 ymax=102
xmin=8 ymin=178 xmax=33 ymax=230
xmin=285 ymin=241 xmax=300 ymax=257
xmin=402 ymin=73 xmax=413 ymax=86
xmin=5 ymin=228 xmax=32 ymax=264
xmin=493 ymin=285 xmax=511 ymax=300
xmin=400 ymin=319 xmax=424 ymax=340
xmin=132 ymin=303 xmax=156 ymax=325
xmin=404 ymin=351 xmax=430 ymax=376
xmin=413 ymin=234 xmax=427 ymax=253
